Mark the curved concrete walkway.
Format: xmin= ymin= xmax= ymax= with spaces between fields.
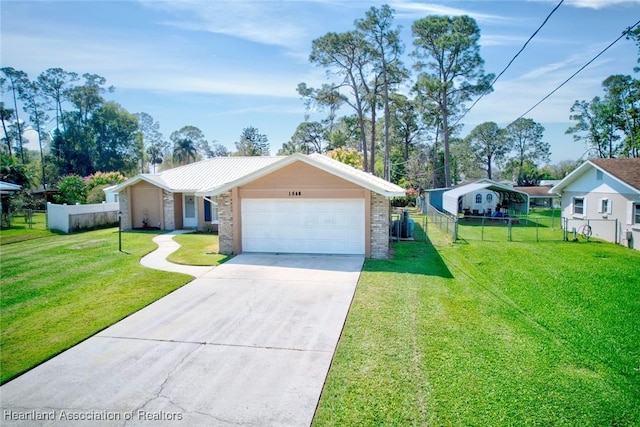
xmin=140 ymin=230 xmax=217 ymax=277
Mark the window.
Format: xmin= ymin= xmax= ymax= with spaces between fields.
xmin=596 ymin=170 xmax=604 ymax=181
xmin=573 ymin=197 xmax=584 ymax=215
xmin=635 ymin=203 xmax=640 ymax=224
xmin=204 ymin=197 xmax=219 ymax=223
xmin=598 ymin=198 xmax=612 ymax=215
xmin=486 ymin=193 xmax=493 ymax=203
xmin=475 ymin=194 xmax=482 ymax=204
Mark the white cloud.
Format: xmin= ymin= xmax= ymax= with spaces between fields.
xmin=139 ymin=0 xmax=310 ymax=51
xmin=2 ymin=28 xmax=313 ymax=99
xmin=556 ymin=0 xmax=640 ymax=9
xmin=389 ymin=0 xmax=508 ymax=23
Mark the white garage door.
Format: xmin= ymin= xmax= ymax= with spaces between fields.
xmin=241 ymin=199 xmax=365 ymax=255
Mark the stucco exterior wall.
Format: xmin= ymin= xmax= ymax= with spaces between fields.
xmin=370 ymin=192 xmax=390 ymax=259
xmin=129 ymin=181 xmax=162 ymax=229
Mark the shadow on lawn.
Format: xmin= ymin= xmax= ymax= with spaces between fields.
xmin=365 ymin=223 xmax=454 ymax=279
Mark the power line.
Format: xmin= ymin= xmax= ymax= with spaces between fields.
xmin=452 ymin=0 xmax=565 ymax=127
xmin=514 ymin=19 xmax=640 ymax=120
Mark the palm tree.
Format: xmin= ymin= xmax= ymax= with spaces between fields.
xmin=147 ymin=144 xmax=163 ymax=173
xmin=172 ymin=138 xmax=197 ymax=165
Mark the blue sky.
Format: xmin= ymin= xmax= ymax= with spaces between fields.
xmin=1 ymin=0 xmax=639 ymax=164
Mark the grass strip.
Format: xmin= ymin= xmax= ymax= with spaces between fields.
xmin=167 ymin=232 xmax=230 ymax=266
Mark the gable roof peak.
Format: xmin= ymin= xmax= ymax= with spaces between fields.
xmin=588 ymin=158 xmax=640 ymax=191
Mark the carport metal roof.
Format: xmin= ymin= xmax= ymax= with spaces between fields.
xmin=442 ymin=180 xmax=529 ymax=216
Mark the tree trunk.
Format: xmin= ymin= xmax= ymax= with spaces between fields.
xmin=441 ymin=91 xmax=451 ymax=188
xmin=10 ymin=89 xmax=24 ymax=162
xmin=370 ymin=103 xmax=376 ymax=174
xmin=349 ymin=71 xmax=368 ymax=171
xmin=0 ymin=117 xmax=11 ymax=157
xmin=383 ymin=73 xmax=391 ymax=181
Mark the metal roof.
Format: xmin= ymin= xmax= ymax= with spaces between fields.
xmin=111 ymin=154 xmax=405 ymax=198
xmin=196 ymin=153 xmax=405 ymax=198
xmin=109 ymin=156 xmax=283 ymax=194
xmin=0 ymin=181 xmax=22 ymax=194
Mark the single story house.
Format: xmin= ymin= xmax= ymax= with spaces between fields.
xmin=550 ymin=158 xmax=640 ymax=250
xmin=515 ymin=185 xmax=560 ymax=208
xmin=108 ymin=153 xmax=405 ymax=258
xmin=442 ymin=179 xmax=529 ymax=217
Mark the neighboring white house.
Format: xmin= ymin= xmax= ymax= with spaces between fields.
xmin=103 ymin=185 xmax=119 ymax=203
xmin=550 ymin=158 xmax=640 ymax=250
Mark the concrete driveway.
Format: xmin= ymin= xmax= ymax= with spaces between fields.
xmin=0 ymin=253 xmax=363 ymax=426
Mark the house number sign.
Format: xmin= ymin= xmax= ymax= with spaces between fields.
xmin=288 ymin=191 xmax=302 ymax=197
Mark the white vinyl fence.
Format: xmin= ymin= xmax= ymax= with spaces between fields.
xmin=47 ymin=202 xmax=119 ymax=233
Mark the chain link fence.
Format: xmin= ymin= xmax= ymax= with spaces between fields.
xmin=424 ymin=203 xmax=458 ymax=242
xmin=456 ymin=209 xmax=563 ymax=242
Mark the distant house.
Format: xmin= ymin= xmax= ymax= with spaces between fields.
xmin=515 ymin=185 xmax=560 ymax=208
xmin=440 ymin=179 xmax=529 ymax=217
xmin=550 ymin=158 xmax=640 ymax=250
xmin=107 ymin=153 xmax=405 ymax=259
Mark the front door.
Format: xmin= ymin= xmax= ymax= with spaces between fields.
xmin=183 ymin=194 xmax=197 ymax=228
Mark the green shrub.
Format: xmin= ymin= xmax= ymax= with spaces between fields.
xmin=86 ymin=184 xmax=110 ymax=204
xmin=85 ymin=171 xmax=126 ymax=191
xmin=54 ymin=175 xmax=87 ymax=204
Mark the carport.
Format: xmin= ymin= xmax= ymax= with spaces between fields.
xmin=443 ymin=180 xmax=529 ymax=217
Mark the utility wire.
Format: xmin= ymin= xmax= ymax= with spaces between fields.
xmin=452 ymin=0 xmax=565 ymax=127
xmin=514 ymin=19 xmax=640 ymax=120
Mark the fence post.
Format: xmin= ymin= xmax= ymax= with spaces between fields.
xmin=424 ymin=215 xmax=428 ymax=243
xmin=453 ymin=219 xmax=458 ymax=242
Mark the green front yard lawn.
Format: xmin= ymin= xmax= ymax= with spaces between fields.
xmin=0 ymin=212 xmax=53 ymax=244
xmin=168 ymin=232 xmax=230 ymax=266
xmin=2 ymin=216 xmax=639 ymax=425
xmin=314 ymin=214 xmax=640 ymax=426
xmin=0 ymin=228 xmax=193 ymax=384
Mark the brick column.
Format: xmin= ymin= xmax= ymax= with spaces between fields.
xmin=163 ymin=190 xmax=175 ymax=230
xmin=218 ymin=191 xmax=233 ymax=254
xmin=370 ymin=193 xmax=390 ymax=259
xmin=119 ymin=191 xmax=131 ymax=230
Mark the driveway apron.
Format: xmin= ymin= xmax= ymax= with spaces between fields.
xmin=0 ymin=252 xmax=364 ymax=426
